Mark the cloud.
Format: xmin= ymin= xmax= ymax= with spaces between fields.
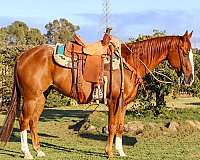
xmin=77 ymin=9 xmax=200 ymax=47
xmin=1 ymin=9 xmax=200 ymax=47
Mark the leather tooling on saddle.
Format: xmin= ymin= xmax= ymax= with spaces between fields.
xmin=53 ymin=35 xmax=120 ymax=70
xmin=53 ymin=42 xmax=120 ymax=70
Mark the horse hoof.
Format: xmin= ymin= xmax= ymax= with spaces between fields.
xmin=108 ymin=154 xmax=113 ymax=158
xmin=105 ymin=151 xmax=113 ymax=158
xmin=119 ymin=152 xmax=127 ymax=157
xmin=37 ymin=150 xmax=46 ymax=157
xmin=117 ymin=149 xmax=127 ymax=157
xmin=24 ymin=152 xmax=33 ymax=159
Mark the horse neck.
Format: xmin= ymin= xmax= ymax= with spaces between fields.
xmin=124 ymin=36 xmax=180 ymax=78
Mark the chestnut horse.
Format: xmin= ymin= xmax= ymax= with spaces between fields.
xmin=0 ymin=31 xmax=194 ymax=158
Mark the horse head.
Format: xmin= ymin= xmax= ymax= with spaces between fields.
xmin=167 ymin=31 xmax=194 ymax=86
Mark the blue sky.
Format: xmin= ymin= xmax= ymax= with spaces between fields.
xmin=1 ymin=0 xmax=200 ymax=47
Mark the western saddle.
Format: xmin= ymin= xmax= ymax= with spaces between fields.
xmin=64 ymin=27 xmax=113 ymax=103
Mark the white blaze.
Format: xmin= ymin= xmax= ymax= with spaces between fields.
xmin=189 ymin=49 xmax=194 ymax=84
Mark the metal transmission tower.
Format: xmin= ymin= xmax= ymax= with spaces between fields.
xmin=102 ymin=0 xmax=112 ymax=30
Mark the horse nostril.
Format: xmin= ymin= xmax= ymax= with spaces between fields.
xmin=184 ymin=74 xmax=194 ymax=86
xmin=189 ymin=74 xmax=194 ymax=83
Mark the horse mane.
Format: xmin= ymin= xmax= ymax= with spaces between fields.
xmin=122 ymin=36 xmax=181 ymax=68
xmin=128 ymin=36 xmax=181 ymax=55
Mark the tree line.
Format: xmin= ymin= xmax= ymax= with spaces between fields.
xmin=0 ymin=18 xmax=79 ymax=46
xmin=0 ymin=19 xmax=200 ymax=116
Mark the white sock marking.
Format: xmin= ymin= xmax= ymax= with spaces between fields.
xmin=115 ymin=136 xmax=126 ymax=156
xmin=20 ymin=130 xmax=30 ymax=154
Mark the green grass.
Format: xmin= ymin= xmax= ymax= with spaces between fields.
xmin=0 ymin=97 xmax=200 ymax=160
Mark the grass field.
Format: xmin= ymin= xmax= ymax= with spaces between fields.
xmin=0 ymin=97 xmax=200 ymax=160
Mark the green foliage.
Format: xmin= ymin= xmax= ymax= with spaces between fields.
xmin=132 ymin=62 xmax=178 ymax=116
xmin=183 ymin=51 xmax=200 ymax=97
xmin=7 ymin=21 xmax=29 ymax=45
xmin=0 ymin=28 xmax=8 ymax=46
xmin=26 ymin=28 xmax=47 ymax=45
xmin=45 ymin=18 xmax=80 ymax=44
xmin=45 ymin=90 xmax=71 ymax=108
xmin=0 ymin=45 xmax=30 ymax=109
xmin=1 ymin=21 xmax=46 ymax=46
xmin=129 ymin=29 xmax=166 ymax=42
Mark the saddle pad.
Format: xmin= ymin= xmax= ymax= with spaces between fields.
xmin=53 ymin=43 xmax=77 ymax=68
xmin=83 ymin=55 xmax=103 ymax=83
xmin=56 ymin=43 xmax=65 ymax=55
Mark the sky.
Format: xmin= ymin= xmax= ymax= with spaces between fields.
xmin=1 ymin=0 xmax=200 ymax=47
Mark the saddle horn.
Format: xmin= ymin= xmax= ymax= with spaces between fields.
xmin=102 ymin=27 xmax=112 ymax=46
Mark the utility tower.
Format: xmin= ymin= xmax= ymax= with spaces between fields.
xmin=102 ymin=0 xmax=111 ymax=30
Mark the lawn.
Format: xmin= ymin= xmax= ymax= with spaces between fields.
xmin=0 ymin=97 xmax=200 ymax=160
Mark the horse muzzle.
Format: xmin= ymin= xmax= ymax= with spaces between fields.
xmin=183 ymin=73 xmax=194 ymax=86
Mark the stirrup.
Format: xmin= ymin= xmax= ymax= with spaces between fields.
xmin=98 ymin=88 xmax=103 ymax=99
xmin=92 ymin=88 xmax=103 ymax=100
xmin=92 ymin=88 xmax=99 ymax=100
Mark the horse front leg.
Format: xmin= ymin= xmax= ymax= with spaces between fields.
xmin=105 ymin=101 xmax=117 ymax=157
xmin=115 ymin=106 xmax=127 ymax=156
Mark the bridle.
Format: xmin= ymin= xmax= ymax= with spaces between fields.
xmin=177 ymin=39 xmax=184 ymax=77
xmin=177 ymin=38 xmax=192 ymax=77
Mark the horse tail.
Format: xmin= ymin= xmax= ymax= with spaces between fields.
xmin=0 ymin=63 xmax=21 ymax=143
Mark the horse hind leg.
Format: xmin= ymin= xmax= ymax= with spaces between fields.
xmin=19 ymin=94 xmax=46 ymax=159
xmin=29 ymin=95 xmax=46 ymax=157
xmin=19 ymin=97 xmax=36 ymax=159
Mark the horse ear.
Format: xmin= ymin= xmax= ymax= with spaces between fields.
xmin=188 ymin=31 xmax=193 ymax=39
xmin=183 ymin=30 xmax=188 ymax=37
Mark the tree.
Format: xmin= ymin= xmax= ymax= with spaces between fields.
xmin=26 ymin=28 xmax=46 ymax=45
xmin=45 ymin=18 xmax=80 ymax=44
xmin=183 ymin=49 xmax=200 ymax=97
xmin=4 ymin=21 xmax=46 ymax=46
xmin=0 ymin=28 xmax=8 ymax=46
xmin=6 ymin=21 xmax=29 ymax=45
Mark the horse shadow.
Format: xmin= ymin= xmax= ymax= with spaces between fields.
xmin=40 ymin=108 xmax=93 ymax=122
xmin=40 ymin=141 xmax=107 ymax=158
xmin=79 ymin=133 xmax=137 ymax=146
